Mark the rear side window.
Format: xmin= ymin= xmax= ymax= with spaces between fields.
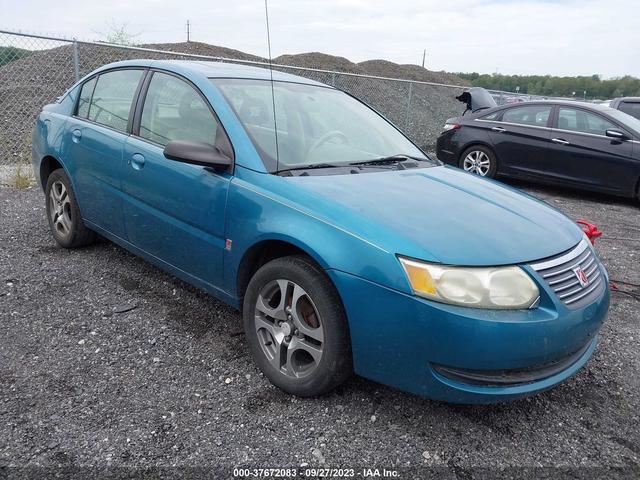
xmin=77 ymin=77 xmax=96 ymax=118
xmin=139 ymin=72 xmax=219 ymax=146
xmin=618 ymin=102 xmax=640 ymax=120
xmin=87 ymin=70 xmax=143 ymax=133
xmin=558 ymin=108 xmax=617 ymax=136
xmin=502 ymin=105 xmax=551 ymax=127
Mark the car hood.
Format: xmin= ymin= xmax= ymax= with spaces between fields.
xmin=286 ymin=166 xmax=582 ymax=266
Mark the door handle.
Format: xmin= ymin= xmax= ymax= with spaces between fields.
xmin=72 ymin=129 xmax=82 ymax=143
xmin=130 ymin=153 xmax=146 ymax=170
xmin=491 ymin=126 xmax=506 ymax=133
xmin=551 ymin=138 xmax=570 ymax=145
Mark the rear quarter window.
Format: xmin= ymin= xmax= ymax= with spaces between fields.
xmin=56 ymin=84 xmax=80 ymax=115
xmin=77 ymin=77 xmax=96 ymax=118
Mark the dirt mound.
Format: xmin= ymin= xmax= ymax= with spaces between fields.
xmin=141 ymin=41 xmax=264 ymax=63
xmin=358 ymin=59 xmax=466 ymax=86
xmin=274 ymin=52 xmax=361 ymax=73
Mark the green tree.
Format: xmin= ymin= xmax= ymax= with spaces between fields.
xmin=456 ymin=72 xmax=640 ymax=99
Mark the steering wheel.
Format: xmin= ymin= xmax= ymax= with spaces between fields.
xmin=306 ymin=130 xmax=349 ymax=160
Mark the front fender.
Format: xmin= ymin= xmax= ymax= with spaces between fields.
xmin=223 ymin=168 xmax=412 ymax=299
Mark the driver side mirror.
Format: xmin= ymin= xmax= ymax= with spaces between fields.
xmin=163 ymin=140 xmax=232 ymax=170
xmin=605 ymin=129 xmax=628 ymax=141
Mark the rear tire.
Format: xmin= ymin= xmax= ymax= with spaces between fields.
xmin=459 ymin=145 xmax=498 ymax=178
xmin=45 ymin=169 xmax=96 ymax=248
xmin=243 ymin=255 xmax=353 ymax=397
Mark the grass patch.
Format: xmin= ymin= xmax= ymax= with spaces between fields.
xmin=10 ymin=164 xmax=35 ymax=189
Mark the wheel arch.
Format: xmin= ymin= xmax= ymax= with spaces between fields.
xmin=39 ymin=155 xmax=64 ymax=191
xmin=235 ymin=238 xmax=329 ymax=305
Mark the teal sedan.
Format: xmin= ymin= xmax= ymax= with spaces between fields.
xmin=31 ymin=60 xmax=609 ymax=403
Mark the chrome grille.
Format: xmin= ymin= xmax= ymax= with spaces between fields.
xmin=530 ymin=239 xmax=605 ymax=309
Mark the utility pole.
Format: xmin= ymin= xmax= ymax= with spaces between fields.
xmin=421 ymin=49 xmax=426 ymax=68
xmin=186 ymin=20 xmax=190 ymax=42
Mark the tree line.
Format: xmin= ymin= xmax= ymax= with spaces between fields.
xmin=456 ymin=73 xmax=640 ymax=100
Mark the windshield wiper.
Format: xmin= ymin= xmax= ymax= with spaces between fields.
xmin=276 ymin=163 xmax=344 ymax=173
xmin=348 ymin=154 xmax=432 ymax=166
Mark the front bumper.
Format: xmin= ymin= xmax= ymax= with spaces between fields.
xmin=328 ymin=266 xmax=609 ymax=404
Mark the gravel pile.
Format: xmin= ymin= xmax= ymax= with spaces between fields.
xmin=0 ymin=40 xmax=468 ymax=165
xmin=0 ymin=181 xmax=638 ymax=475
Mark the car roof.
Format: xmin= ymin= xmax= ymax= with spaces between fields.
xmin=90 ymin=59 xmax=329 ymax=87
xmin=612 ymin=97 xmax=640 ymax=102
xmin=498 ymin=99 xmax=609 ymax=109
xmin=478 ymin=99 xmax=623 ymax=115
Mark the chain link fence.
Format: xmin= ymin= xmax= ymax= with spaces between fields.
xmin=0 ymin=29 xmax=540 ymax=165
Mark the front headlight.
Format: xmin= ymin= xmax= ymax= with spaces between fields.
xmin=398 ymin=257 xmax=539 ymax=309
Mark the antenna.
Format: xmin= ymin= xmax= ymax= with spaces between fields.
xmin=421 ymin=49 xmax=426 ymax=69
xmin=264 ymin=0 xmax=280 ymax=171
xmin=186 ymin=20 xmax=190 ymax=42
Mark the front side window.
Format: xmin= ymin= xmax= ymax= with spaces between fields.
xmin=87 ymin=69 xmax=143 ymax=133
xmin=139 ymin=72 xmax=219 ymax=147
xmin=212 ymin=78 xmax=427 ymax=172
xmin=77 ymin=77 xmax=96 ymax=118
xmin=558 ymin=108 xmax=617 ymax=136
xmin=502 ymin=105 xmax=551 ymax=127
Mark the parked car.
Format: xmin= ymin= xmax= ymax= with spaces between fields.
xmin=32 ymin=61 xmax=609 ymax=404
xmin=609 ymin=97 xmax=640 ymax=121
xmin=437 ymin=88 xmax=640 ymax=199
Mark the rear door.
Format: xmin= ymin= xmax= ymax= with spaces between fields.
xmin=486 ymin=104 xmax=553 ymax=177
xmin=547 ymin=106 xmax=634 ymax=194
xmin=121 ymin=70 xmax=233 ymax=289
xmin=64 ymin=68 xmax=145 ymax=238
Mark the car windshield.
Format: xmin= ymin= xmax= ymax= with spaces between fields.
xmin=211 ymin=78 xmax=428 ymax=172
xmin=604 ymin=107 xmax=640 ymax=134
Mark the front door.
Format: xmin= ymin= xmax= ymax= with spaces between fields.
xmin=547 ymin=106 xmax=634 ymax=194
xmin=121 ymin=71 xmax=232 ymax=289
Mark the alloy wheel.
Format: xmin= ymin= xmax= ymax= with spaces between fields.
xmin=254 ymin=279 xmax=324 ymax=379
xmin=463 ymin=150 xmax=491 ymax=176
xmin=49 ymin=180 xmax=73 ymax=238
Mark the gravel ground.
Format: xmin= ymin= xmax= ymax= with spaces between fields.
xmin=0 ymin=181 xmax=639 ymax=478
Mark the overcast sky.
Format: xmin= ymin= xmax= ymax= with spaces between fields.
xmin=1 ymin=0 xmax=637 ymax=78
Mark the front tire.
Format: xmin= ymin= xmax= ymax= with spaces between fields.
xmin=459 ymin=145 xmax=497 ymax=178
xmin=45 ymin=168 xmax=96 ymax=248
xmin=243 ymin=255 xmax=353 ymax=397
